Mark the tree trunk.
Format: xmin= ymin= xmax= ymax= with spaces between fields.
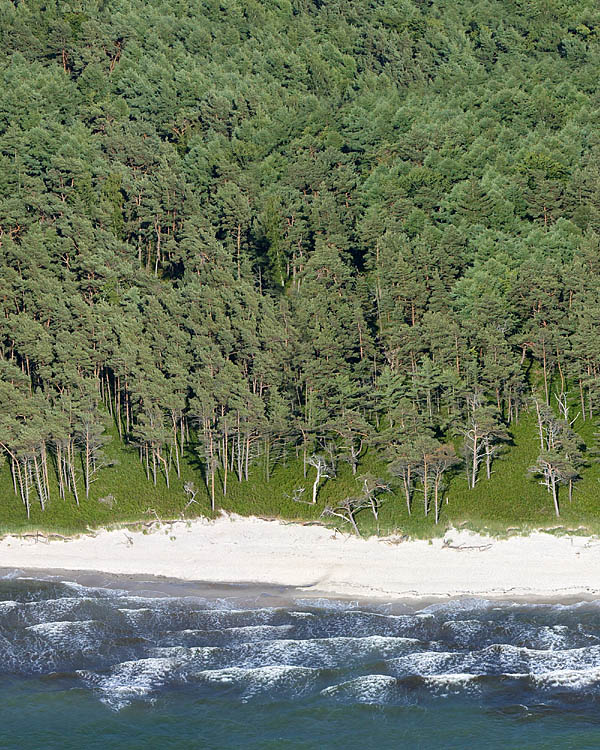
xmin=245 ymin=434 xmax=250 ymax=481
xmin=535 ymin=401 xmax=544 ymax=451
xmin=551 ymin=475 xmax=560 ymax=517
xmin=223 ymin=429 xmax=228 ymax=496
xmin=18 ymin=461 xmax=28 ymax=517
xmin=347 ymin=508 xmax=360 ymax=536
xmin=471 ymin=436 xmax=478 ymax=489
xmin=10 ymin=456 xmax=18 ymax=496
xmin=209 ymin=429 xmax=215 ymax=512
xmin=312 ymin=473 xmax=319 ymax=504
xmin=485 ymin=441 xmax=492 ymax=480
xmin=41 ymin=443 xmax=50 ymax=502
xmin=116 ymin=377 xmax=122 ymax=438
xmin=33 ymin=454 xmax=45 ymax=510
xmin=68 ymin=440 xmax=79 ymax=506
xmin=403 ymin=468 xmax=412 ymax=516
xmin=158 ymin=450 xmax=169 ymax=488
xmin=56 ymin=443 xmax=65 ymax=499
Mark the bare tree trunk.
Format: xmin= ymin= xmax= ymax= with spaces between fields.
xmin=403 ymin=468 xmax=412 ymax=516
xmin=56 ymin=443 xmax=65 ymax=499
xmin=471 ymin=436 xmax=478 ymax=489
xmin=17 ymin=460 xmax=30 ymax=518
xmin=209 ymin=430 xmax=215 ymax=512
xmin=552 ymin=479 xmax=560 ymax=517
xmin=41 ymin=443 xmax=50 ymax=502
xmin=347 ymin=508 xmax=360 ymax=536
xmin=69 ymin=459 xmax=79 ymax=506
xmin=61 ymin=448 xmax=70 ymax=498
xmin=245 ymin=434 xmax=250 ymax=481
xmin=115 ymin=376 xmax=122 ymax=438
xmin=172 ymin=416 xmax=181 ymax=478
xmin=535 ymin=401 xmax=545 ymax=451
xmin=10 ymin=456 xmax=17 ymax=496
xmin=158 ymin=450 xmax=169 ymax=488
xmin=67 ymin=440 xmax=79 ymax=506
xmin=223 ymin=429 xmax=228 ymax=496
xmin=125 ymin=382 xmax=131 ymax=434
xmin=312 ymin=469 xmax=320 ymax=504
xmin=33 ymin=453 xmax=45 ymax=510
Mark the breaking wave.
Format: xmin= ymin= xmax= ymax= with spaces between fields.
xmin=2 ymin=575 xmax=600 ymax=711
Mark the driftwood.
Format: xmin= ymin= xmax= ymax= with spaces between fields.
xmin=442 ymin=540 xmax=492 ymax=551
xmin=20 ymin=531 xmax=71 ymax=543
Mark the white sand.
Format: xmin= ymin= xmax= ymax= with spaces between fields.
xmin=0 ymin=514 xmax=599 ymax=600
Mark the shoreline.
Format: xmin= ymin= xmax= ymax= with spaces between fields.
xmin=0 ymin=514 xmax=599 ymax=602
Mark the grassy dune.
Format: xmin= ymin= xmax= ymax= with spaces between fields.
xmin=1 ymin=406 xmax=600 ymax=538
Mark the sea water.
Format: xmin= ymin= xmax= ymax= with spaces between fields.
xmin=1 ymin=573 xmax=600 ymax=749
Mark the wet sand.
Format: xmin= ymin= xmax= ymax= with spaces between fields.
xmin=0 ymin=514 xmax=599 ymax=602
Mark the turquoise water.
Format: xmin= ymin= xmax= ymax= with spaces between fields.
xmin=1 ymin=575 xmax=600 ymax=749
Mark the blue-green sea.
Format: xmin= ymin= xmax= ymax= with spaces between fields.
xmin=1 ymin=572 xmax=600 ymax=749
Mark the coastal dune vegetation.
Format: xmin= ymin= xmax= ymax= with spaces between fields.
xmin=2 ymin=0 xmax=600 ymax=535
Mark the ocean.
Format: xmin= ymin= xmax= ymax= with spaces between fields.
xmin=1 ymin=572 xmax=600 ymax=749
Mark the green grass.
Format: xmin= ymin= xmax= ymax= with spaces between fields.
xmin=1 ymin=407 xmax=600 ymax=539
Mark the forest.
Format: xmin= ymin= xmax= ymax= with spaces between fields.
xmin=2 ymin=0 xmax=600 ymax=535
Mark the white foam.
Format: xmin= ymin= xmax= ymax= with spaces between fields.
xmin=26 ymin=619 xmax=99 ymax=638
xmin=422 ymin=673 xmax=481 ymax=697
xmin=424 ymin=672 xmax=479 ymax=684
xmin=226 ymin=635 xmax=422 ymax=669
xmin=0 ymin=570 xmax=23 ymax=579
xmin=78 ymin=657 xmax=178 ymax=709
xmin=532 ymin=667 xmax=600 ymax=692
xmin=293 ymin=598 xmax=359 ymax=610
xmin=0 ymin=633 xmax=16 ymax=667
xmin=148 ymin=645 xmax=222 ymax=662
xmin=219 ymin=624 xmax=295 ymax=641
xmin=195 ymin=664 xmax=318 ymax=701
xmin=418 ymin=598 xmax=500 ymax=615
xmin=390 ymin=643 xmax=600 ymax=679
xmin=321 ymin=674 xmax=398 ymax=704
xmin=61 ymin=580 xmax=126 ymax=597
xmin=441 ymin=619 xmax=488 ymax=644
xmin=532 ymin=624 xmax=572 ymax=650
xmin=390 ymin=650 xmax=459 ymax=676
xmin=118 ymin=607 xmax=153 ymax=623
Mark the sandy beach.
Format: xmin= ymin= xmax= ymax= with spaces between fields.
xmin=0 ymin=514 xmax=599 ymax=600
